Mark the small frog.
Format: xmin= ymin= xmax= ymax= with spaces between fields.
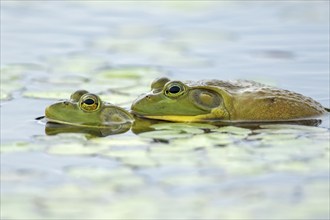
xmin=131 ymin=77 xmax=328 ymax=122
xmin=45 ymin=90 xmax=133 ymax=126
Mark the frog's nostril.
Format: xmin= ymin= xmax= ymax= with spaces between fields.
xmin=146 ymin=95 xmax=151 ymax=100
xmin=63 ymin=101 xmax=69 ymax=105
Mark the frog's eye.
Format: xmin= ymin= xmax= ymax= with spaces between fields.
xmin=79 ymin=94 xmax=100 ymax=112
xmin=164 ymin=82 xmax=185 ymax=98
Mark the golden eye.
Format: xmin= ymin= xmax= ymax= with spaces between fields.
xmin=80 ymin=94 xmax=100 ymax=112
xmin=164 ymin=82 xmax=185 ymax=98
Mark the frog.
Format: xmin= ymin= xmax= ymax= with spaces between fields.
xmin=45 ymin=90 xmax=133 ymax=127
xmin=131 ymin=77 xmax=329 ymax=122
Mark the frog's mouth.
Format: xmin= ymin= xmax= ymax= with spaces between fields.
xmin=45 ymin=106 xmax=85 ymax=126
xmin=45 ymin=107 xmax=72 ymax=125
xmin=45 ymin=106 xmax=57 ymax=121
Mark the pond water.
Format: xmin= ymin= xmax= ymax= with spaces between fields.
xmin=1 ymin=1 xmax=329 ymax=219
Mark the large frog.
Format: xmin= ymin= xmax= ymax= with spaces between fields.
xmin=131 ymin=77 xmax=329 ymax=122
xmin=45 ymin=90 xmax=133 ymax=127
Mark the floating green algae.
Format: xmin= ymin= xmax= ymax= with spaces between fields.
xmin=34 ymin=132 xmax=89 ymax=143
xmin=34 ymin=75 xmax=88 ymax=85
xmin=46 ymin=54 xmax=108 ymax=75
xmin=2 ymin=1 xmax=330 ymax=220
xmin=104 ymin=150 xmax=156 ymax=167
xmin=91 ymin=37 xmax=210 ymax=68
xmin=0 ymin=142 xmax=45 ymax=153
xmin=169 ymin=133 xmax=234 ymax=149
xmin=97 ymin=67 xmax=160 ymax=79
xmin=151 ymin=122 xmax=216 ymax=133
xmin=1 ymin=195 xmax=42 ymax=220
xmin=21 ymin=65 xmax=163 ymax=104
xmin=138 ymin=129 xmax=193 ymax=140
xmin=0 ymin=64 xmax=47 ymax=100
xmin=90 ymin=136 xmax=149 ymax=148
xmin=213 ymin=126 xmax=252 ymax=135
xmin=66 ymin=166 xmax=133 ymax=180
xmin=23 ymin=91 xmax=73 ymax=100
xmin=0 ymin=92 xmax=10 ymax=100
xmin=66 ymin=166 xmax=146 ymax=187
xmin=47 ymin=143 xmax=109 ymax=156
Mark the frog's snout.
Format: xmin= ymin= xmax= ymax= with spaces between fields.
xmin=45 ymin=106 xmax=51 ymax=118
xmin=131 ymin=93 xmax=147 ymax=107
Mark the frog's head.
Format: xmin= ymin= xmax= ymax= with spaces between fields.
xmin=45 ymin=90 xmax=133 ymax=126
xmin=131 ymin=77 xmax=231 ymax=122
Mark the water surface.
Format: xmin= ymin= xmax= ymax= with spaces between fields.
xmin=1 ymin=1 xmax=329 ymax=219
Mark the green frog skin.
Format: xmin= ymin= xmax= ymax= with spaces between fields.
xmin=131 ymin=77 xmax=328 ymax=122
xmin=46 ymin=90 xmax=133 ymax=127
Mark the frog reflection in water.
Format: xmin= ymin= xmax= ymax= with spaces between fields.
xmin=131 ymin=77 xmax=329 ymax=122
xmin=45 ymin=90 xmax=133 ymax=128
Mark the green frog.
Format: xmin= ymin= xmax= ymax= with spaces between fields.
xmin=45 ymin=90 xmax=133 ymax=127
xmin=131 ymin=77 xmax=329 ymax=122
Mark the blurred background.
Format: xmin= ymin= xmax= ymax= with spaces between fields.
xmin=1 ymin=1 xmax=329 ymax=219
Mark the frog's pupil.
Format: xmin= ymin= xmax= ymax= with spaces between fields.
xmin=84 ymin=99 xmax=95 ymax=105
xmin=169 ymin=86 xmax=181 ymax=94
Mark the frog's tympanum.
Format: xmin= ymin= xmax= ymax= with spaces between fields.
xmin=131 ymin=77 xmax=328 ymax=122
xmin=45 ymin=90 xmax=133 ymax=127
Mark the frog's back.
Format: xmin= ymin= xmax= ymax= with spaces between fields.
xmin=186 ymin=79 xmax=327 ymax=120
xmin=185 ymin=79 xmax=269 ymax=93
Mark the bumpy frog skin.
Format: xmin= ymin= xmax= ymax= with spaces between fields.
xmin=131 ymin=77 xmax=328 ymax=122
xmin=45 ymin=90 xmax=133 ymax=127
